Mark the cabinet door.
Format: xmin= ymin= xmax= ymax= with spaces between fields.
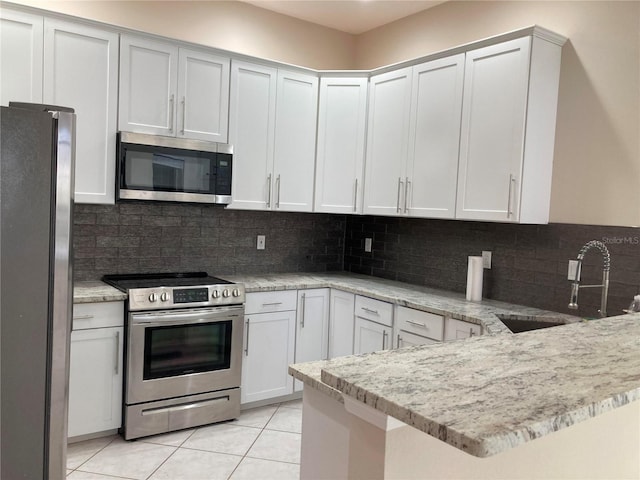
xmin=44 ymin=19 xmax=118 ymax=205
xmin=228 ymin=61 xmax=277 ymax=210
xmin=329 ymin=289 xmax=355 ymax=359
xmin=406 ymin=55 xmax=464 ymax=219
xmin=444 ymin=317 xmax=482 ymax=341
xmin=177 ymin=48 xmax=230 ymax=142
xmin=119 ymin=35 xmax=178 ymax=136
xmin=273 ymin=70 xmax=318 ymax=212
xmin=456 ymin=37 xmax=531 ymax=222
xmin=353 ymin=317 xmax=392 ymax=355
xmin=294 ymin=288 xmax=330 ymax=391
xmin=68 ymin=326 xmax=123 ymax=438
xmin=396 ymin=330 xmax=439 ymax=349
xmin=314 ymin=77 xmax=368 ymax=214
xmin=0 ymin=9 xmax=43 ymax=106
xmin=241 ymin=310 xmax=295 ymax=404
xmin=363 ymin=67 xmax=412 ymax=216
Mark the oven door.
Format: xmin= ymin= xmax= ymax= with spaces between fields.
xmin=126 ymin=306 xmax=243 ymax=405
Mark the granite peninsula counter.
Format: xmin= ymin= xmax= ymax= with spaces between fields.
xmin=290 ymin=312 xmax=640 ymax=479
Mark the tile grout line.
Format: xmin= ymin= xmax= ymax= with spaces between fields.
xmin=142 ymin=427 xmax=201 ymax=480
xmin=67 ymin=434 xmax=119 ymax=475
xmin=224 ymin=403 xmax=282 ymax=480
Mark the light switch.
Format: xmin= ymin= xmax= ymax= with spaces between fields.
xmin=257 ymin=235 xmax=266 ymax=250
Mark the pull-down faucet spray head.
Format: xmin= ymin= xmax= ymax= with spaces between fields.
xmin=568 ymin=240 xmax=611 ymax=317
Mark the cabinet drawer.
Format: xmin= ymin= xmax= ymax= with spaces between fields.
xmin=354 ymin=295 xmax=393 ymax=327
xmin=245 ymin=290 xmax=298 ymax=314
xmin=396 ymin=329 xmax=439 ymax=349
xmin=396 ymin=306 xmax=444 ymax=341
xmin=72 ymin=301 xmax=124 ymax=330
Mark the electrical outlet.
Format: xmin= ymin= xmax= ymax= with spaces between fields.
xmin=568 ymin=260 xmax=579 ymax=280
xmin=364 ymin=238 xmax=372 ymax=253
xmin=482 ymin=251 xmax=492 ymax=269
xmin=257 ymin=235 xmax=266 ymax=250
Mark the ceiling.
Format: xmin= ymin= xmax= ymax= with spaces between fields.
xmin=240 ymin=0 xmax=446 ymax=35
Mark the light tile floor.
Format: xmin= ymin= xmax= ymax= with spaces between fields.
xmin=67 ymin=399 xmax=302 ymax=480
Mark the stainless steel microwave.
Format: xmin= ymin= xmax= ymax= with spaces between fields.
xmin=116 ymin=132 xmax=233 ymax=204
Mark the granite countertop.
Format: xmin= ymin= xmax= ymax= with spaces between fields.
xmin=225 ymin=272 xmax=579 ymax=334
xmin=73 ymin=281 xmax=126 ymax=303
xmin=313 ymin=313 xmax=640 ymax=458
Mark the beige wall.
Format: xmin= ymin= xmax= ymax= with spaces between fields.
xmin=9 ymin=0 xmax=356 ymax=69
xmin=356 ymin=1 xmax=640 ymax=227
xmin=9 ymin=1 xmax=640 ymax=226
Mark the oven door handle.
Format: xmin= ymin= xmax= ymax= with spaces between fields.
xmin=131 ymin=308 xmax=242 ymax=326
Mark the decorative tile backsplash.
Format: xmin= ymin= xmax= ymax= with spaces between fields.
xmin=344 ymin=216 xmax=640 ymax=318
xmin=73 ymin=202 xmax=345 ymax=281
xmin=74 ymin=203 xmax=640 ymax=318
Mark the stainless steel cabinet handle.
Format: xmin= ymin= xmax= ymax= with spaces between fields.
xmin=470 ymin=328 xmax=476 ymax=337
xmin=361 ymin=307 xmax=379 ymax=315
xmin=406 ymin=319 xmax=427 ymax=328
xmin=507 ymin=174 xmax=516 ymax=217
xmin=73 ymin=314 xmax=94 ymax=320
xmin=404 ymin=177 xmax=411 ymax=213
xmin=262 ymin=302 xmax=282 ymax=306
xmin=266 ymin=174 xmax=272 ymax=208
xmin=396 ymin=177 xmax=404 ymax=213
xmin=382 ymin=330 xmax=388 ymax=350
xmin=244 ymin=318 xmax=250 ymax=356
xmin=169 ymin=94 xmax=175 ymax=132
xmin=353 ymin=179 xmax=358 ymax=213
xmin=397 ymin=333 xmax=402 ymax=349
xmin=276 ymin=174 xmax=281 ymax=208
xmin=114 ymin=331 xmax=120 ymax=375
xmin=180 ymin=96 xmax=186 ymax=135
xmin=300 ymin=293 xmax=306 ymax=328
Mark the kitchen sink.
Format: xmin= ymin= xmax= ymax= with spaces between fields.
xmin=495 ymin=314 xmax=568 ymax=333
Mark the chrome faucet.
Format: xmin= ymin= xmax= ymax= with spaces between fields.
xmin=568 ymin=240 xmax=611 ymax=317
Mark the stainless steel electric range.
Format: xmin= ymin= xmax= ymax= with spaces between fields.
xmin=103 ymin=272 xmax=245 ymax=440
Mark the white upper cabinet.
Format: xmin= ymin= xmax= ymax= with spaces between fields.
xmin=228 ymin=60 xmax=277 ymax=210
xmin=228 ymin=62 xmax=318 ymax=212
xmin=119 ymin=35 xmax=178 ymax=136
xmin=119 ymin=35 xmax=230 ymax=142
xmin=363 ymin=67 xmax=413 ymax=216
xmin=0 ymin=9 xmax=43 ymax=106
xmin=44 ymin=19 xmax=119 ymax=204
xmin=314 ymin=76 xmax=368 ymax=214
xmin=272 ymin=69 xmax=319 ymax=212
xmin=456 ymin=34 xmax=563 ymax=223
xmin=406 ymin=54 xmax=464 ymax=218
xmin=364 ymin=57 xmax=464 ymax=219
xmin=177 ymin=48 xmax=229 ymax=142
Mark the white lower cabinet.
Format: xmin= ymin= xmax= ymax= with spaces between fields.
xmin=354 ymin=317 xmax=393 ymax=354
xmin=241 ymin=291 xmax=297 ymax=404
xmin=444 ymin=317 xmax=482 ymax=341
xmin=68 ymin=301 xmax=124 ymax=439
xmin=328 ymin=289 xmax=355 ymax=358
xmin=294 ymin=288 xmax=330 ymax=391
xmin=353 ymin=295 xmax=393 ymax=354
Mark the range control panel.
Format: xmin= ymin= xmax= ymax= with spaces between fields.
xmin=128 ymin=284 xmax=246 ymax=311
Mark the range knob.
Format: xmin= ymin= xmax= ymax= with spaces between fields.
xmin=222 ymin=289 xmax=230 ymax=298
xmin=212 ymin=290 xmax=220 ymax=299
xmin=232 ymin=288 xmax=240 ymax=297
xmin=160 ymin=292 xmax=169 ymax=302
xmin=148 ymin=293 xmax=158 ymax=302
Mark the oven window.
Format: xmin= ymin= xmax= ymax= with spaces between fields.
xmin=143 ymin=321 xmax=232 ymax=380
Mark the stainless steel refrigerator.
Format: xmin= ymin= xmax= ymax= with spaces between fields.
xmin=1 ymin=103 xmax=76 ymax=479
